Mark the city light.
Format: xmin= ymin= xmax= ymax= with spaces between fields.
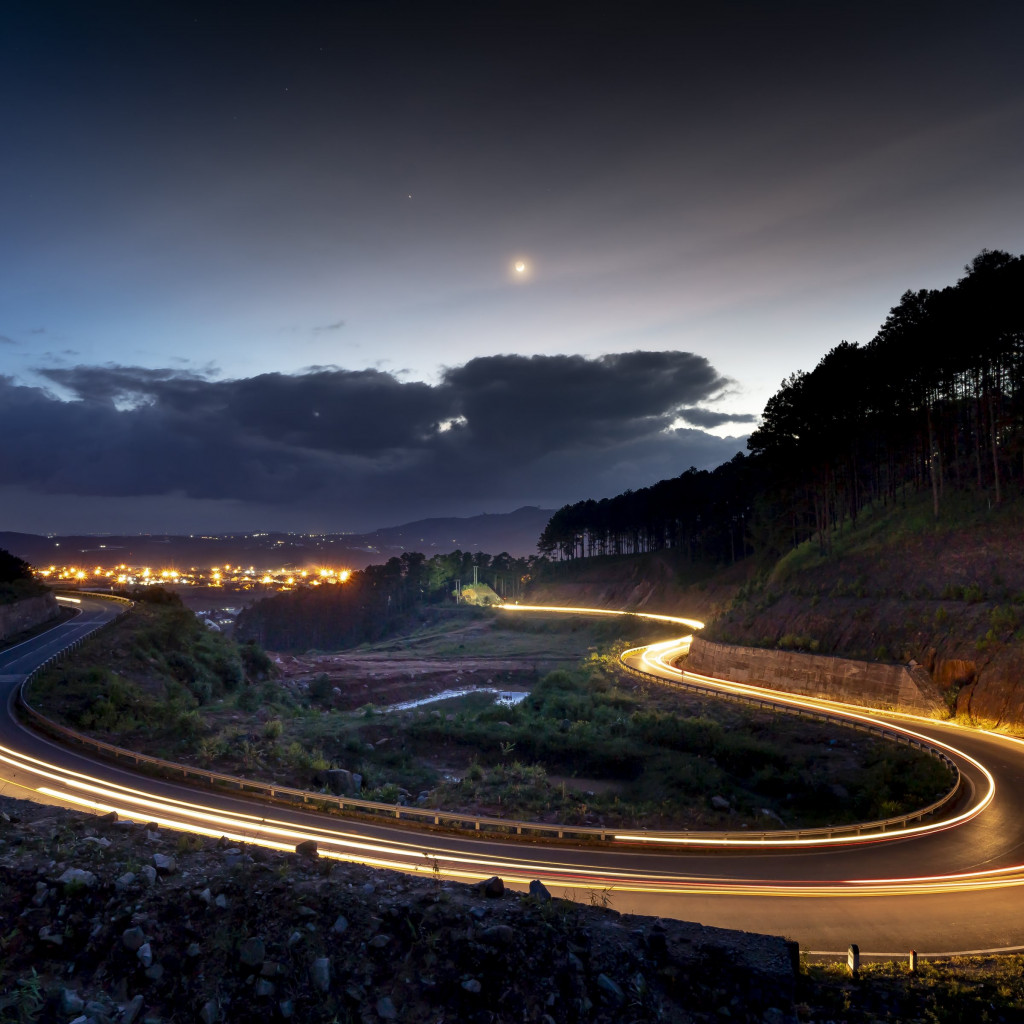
xmin=33 ymin=563 xmax=354 ymax=593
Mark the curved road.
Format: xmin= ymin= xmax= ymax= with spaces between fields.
xmin=3 ymin=595 xmax=1024 ymax=957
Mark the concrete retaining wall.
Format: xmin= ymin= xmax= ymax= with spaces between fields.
xmin=686 ymin=637 xmax=947 ymax=716
xmin=0 ymin=593 xmax=60 ymax=643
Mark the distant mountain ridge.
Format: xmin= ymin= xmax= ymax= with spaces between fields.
xmin=0 ymin=506 xmax=554 ymax=571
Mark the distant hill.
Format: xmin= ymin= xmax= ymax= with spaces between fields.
xmin=0 ymin=506 xmax=553 ymax=571
xmin=363 ymin=506 xmax=553 ymax=558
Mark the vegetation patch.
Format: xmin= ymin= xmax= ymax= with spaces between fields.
xmin=28 ymin=601 xmax=954 ymax=833
xmin=799 ymin=956 xmax=1024 ymax=1023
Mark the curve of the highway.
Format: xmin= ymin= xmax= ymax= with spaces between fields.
xmin=3 ymin=594 xmax=1024 ymax=958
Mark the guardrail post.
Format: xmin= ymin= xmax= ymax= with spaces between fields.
xmin=847 ymin=944 xmax=860 ymax=977
xmin=909 ymin=950 xmax=917 ymax=973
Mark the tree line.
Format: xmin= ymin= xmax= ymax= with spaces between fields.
xmin=235 ymin=550 xmax=536 ymax=651
xmin=539 ymin=249 xmax=1024 ymax=564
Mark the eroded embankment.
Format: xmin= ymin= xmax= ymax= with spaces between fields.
xmin=685 ymin=636 xmax=947 ymax=715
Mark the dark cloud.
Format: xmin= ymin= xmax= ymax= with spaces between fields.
xmin=0 ymin=336 xmax=16 ymax=345
xmin=313 ymin=321 xmax=345 ymax=333
xmin=675 ymin=407 xmax=759 ymax=428
xmin=10 ymin=351 xmax=746 ymax=529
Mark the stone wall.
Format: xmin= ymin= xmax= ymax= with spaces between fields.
xmin=686 ymin=637 xmax=947 ymax=716
xmin=0 ymin=592 xmax=60 ymax=643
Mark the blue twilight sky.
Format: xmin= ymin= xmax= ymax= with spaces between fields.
xmin=1 ymin=0 xmax=1022 ymax=534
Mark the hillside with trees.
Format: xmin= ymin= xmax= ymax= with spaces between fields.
xmin=540 ymin=249 xmax=1024 ymax=567
xmin=236 ymin=550 xmax=535 ymax=651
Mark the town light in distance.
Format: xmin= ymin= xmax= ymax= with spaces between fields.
xmin=34 ymin=564 xmax=353 ymax=593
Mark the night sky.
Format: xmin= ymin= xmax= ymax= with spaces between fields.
xmin=2 ymin=1 xmax=1022 ymax=534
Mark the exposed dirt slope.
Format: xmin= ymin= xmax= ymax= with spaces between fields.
xmin=527 ymin=551 xmax=747 ymax=623
xmin=706 ymin=495 xmax=1024 ymax=728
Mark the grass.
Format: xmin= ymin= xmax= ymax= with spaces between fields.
xmin=799 ymin=955 xmax=1024 ymax=1023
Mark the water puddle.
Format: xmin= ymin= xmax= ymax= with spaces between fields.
xmin=384 ymin=688 xmax=530 ymax=712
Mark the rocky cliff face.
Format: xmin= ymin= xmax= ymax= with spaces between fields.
xmin=0 ymin=796 xmax=797 ymax=1024
xmin=0 ymin=591 xmax=60 ymax=642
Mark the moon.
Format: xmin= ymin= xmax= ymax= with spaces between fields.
xmin=514 ymin=261 xmax=526 ymax=273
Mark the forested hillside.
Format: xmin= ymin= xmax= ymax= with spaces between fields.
xmin=236 ymin=550 xmax=534 ymax=651
xmin=540 ymin=250 xmax=1024 ymax=564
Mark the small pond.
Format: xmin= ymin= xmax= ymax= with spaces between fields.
xmin=383 ymin=688 xmax=530 ymax=712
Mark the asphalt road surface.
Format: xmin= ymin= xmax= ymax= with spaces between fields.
xmin=3 ymin=594 xmax=1023 ymax=957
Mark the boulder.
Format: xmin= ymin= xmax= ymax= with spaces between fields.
xmin=58 ymin=867 xmax=97 ymax=888
xmin=121 ymin=926 xmax=147 ymax=952
xmin=325 ymin=769 xmax=362 ymax=796
xmin=477 ymin=875 xmax=505 ymax=898
xmin=529 ymin=879 xmax=552 ymax=903
xmin=310 ymin=956 xmax=331 ymax=993
xmin=152 ymin=853 xmax=177 ymax=875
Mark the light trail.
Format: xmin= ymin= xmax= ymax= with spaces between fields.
xmin=501 ymin=602 xmax=704 ymax=631
xmin=10 ymin=589 xmax=1024 ymax=953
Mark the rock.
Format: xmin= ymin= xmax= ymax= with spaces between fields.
xmin=480 ymin=925 xmax=515 ymax=947
xmin=198 ymin=887 xmax=212 ymax=904
xmin=58 ymin=867 xmax=97 ymax=888
xmin=477 ymin=875 xmax=505 ymax=897
xmin=287 ymin=930 xmax=303 ymax=946
xmin=137 ymin=942 xmax=153 ymax=968
xmin=255 ymin=979 xmax=276 ymax=997
xmin=294 ymin=839 xmax=318 ymax=858
xmin=368 ymin=934 xmax=392 ymax=949
xmin=187 ymin=942 xmax=202 ymax=958
xmin=278 ymin=1000 xmax=294 ymax=1019
xmin=332 ymin=915 xmax=348 ymax=935
xmin=61 ymin=989 xmax=85 ymax=1014
xmin=310 ymin=956 xmax=331 ymax=993
xmin=214 ymin=893 xmax=228 ymax=909
xmin=461 ymin=978 xmax=482 ymax=994
xmin=763 ymin=1009 xmax=786 ymax=1024
xmin=115 ymin=872 xmax=136 ymax=892
xmin=376 ymin=996 xmax=398 ymax=1020
xmin=529 ymin=879 xmax=551 ymax=903
xmin=199 ymin=998 xmax=219 ymax=1023
xmin=140 ymin=865 xmax=157 ymax=885
xmin=239 ymin=936 xmax=265 ymax=968
xmin=324 ymin=769 xmax=362 ymax=796
xmin=597 ymin=974 xmax=625 ymax=1005
xmin=261 ymin=961 xmax=285 ymax=977
xmin=121 ymin=994 xmax=144 ymax=1024
xmin=97 ymin=810 xmax=118 ymax=823
xmin=122 ymin=926 xmax=147 ymax=952
xmin=152 ymin=853 xmax=177 ymax=875
xmin=711 ymin=795 xmax=731 ymax=811
xmin=145 ymin=964 xmax=164 ymax=981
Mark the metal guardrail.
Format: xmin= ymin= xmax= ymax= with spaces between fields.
xmin=16 ymin=606 xmax=963 ymax=846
